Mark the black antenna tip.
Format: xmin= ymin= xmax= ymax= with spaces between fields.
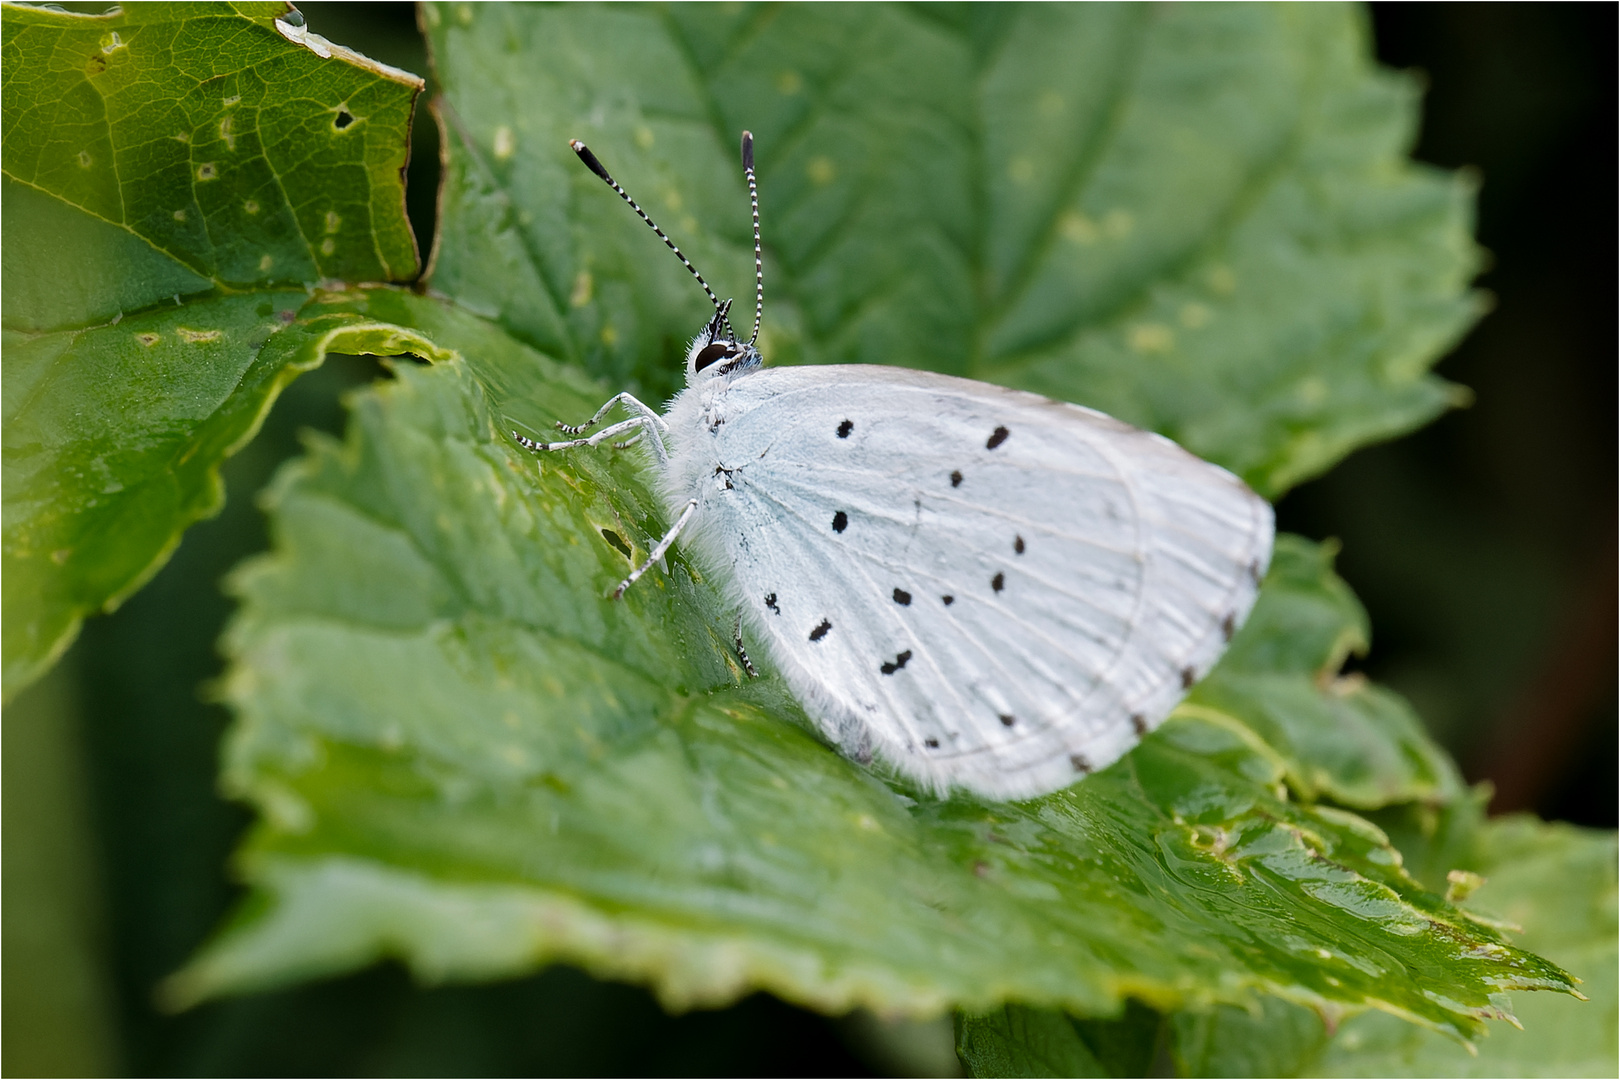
xmin=741 ymin=130 xmax=754 ymax=172
xmin=569 ymin=139 xmax=612 ymax=182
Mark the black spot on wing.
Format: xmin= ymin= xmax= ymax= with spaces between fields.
xmin=942 ymin=595 xmax=955 ymax=606
xmin=832 ymin=510 xmax=848 ymax=533
xmin=950 ymin=469 xmax=963 ymax=488
xmin=810 ymin=619 xmax=832 ymax=642
xmin=1222 ymin=612 xmax=1236 ymax=641
xmin=1070 ymin=754 xmax=1092 ymax=774
xmin=986 ymin=425 xmax=1010 ymax=450
xmin=837 ymin=419 xmax=853 ymax=438
xmin=880 ymin=650 xmax=912 ymax=675
xmin=991 ymin=572 xmax=1005 ymax=593
xmin=1131 ymin=714 xmax=1148 ymax=736
xmin=924 ymin=737 xmax=940 ymax=749
xmin=999 ymin=713 xmax=1016 ymax=728
xmin=1013 ymin=535 xmax=1025 ymax=555
xmin=1180 ymin=666 xmax=1197 ymax=689
xmin=1249 ymin=559 xmax=1264 ymax=586
xmin=893 ymin=588 xmax=912 ymax=606
xmin=764 ymin=592 xmax=780 ymax=615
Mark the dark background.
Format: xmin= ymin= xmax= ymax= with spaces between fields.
xmin=6 ymin=4 xmax=1614 ymax=1075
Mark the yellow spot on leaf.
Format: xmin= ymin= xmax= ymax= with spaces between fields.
xmin=1446 ymin=869 xmax=1486 ymax=903
xmin=320 ymin=237 xmax=336 ymax=256
xmin=77 ymin=151 xmax=92 ymax=168
xmin=1127 ymin=323 xmax=1174 ymax=354
xmin=1178 ymin=302 xmax=1211 ymax=329
xmin=454 ymin=3 xmax=474 ymax=25
xmin=173 ymin=132 xmax=190 ymax=143
xmin=173 ymin=209 xmax=186 ymax=222
xmin=600 ymin=325 xmax=618 ymax=346
xmin=1007 ymin=157 xmax=1035 ymax=184
xmin=855 ymin=814 xmax=881 ymax=832
xmin=244 ymin=199 xmax=259 ymax=215
xmin=1103 ymin=208 xmax=1133 ymax=238
xmin=663 ymin=188 xmax=683 ymax=213
xmin=1326 ymin=671 xmax=1365 ymax=696
xmin=633 ymin=126 xmax=654 ymax=150
xmin=99 ymin=31 xmax=125 ymax=54
xmin=135 ymin=332 xmax=161 ymax=347
xmin=259 ymin=254 xmax=273 ymax=271
xmin=260 ymin=784 xmax=314 ymax=833
xmin=776 ymin=69 xmax=803 ymax=95
xmin=493 ymin=124 xmax=515 ymax=160
xmin=50 ymin=549 xmax=71 ymax=566
xmin=570 ymin=270 xmax=593 ymax=307
xmin=176 ymin=328 xmax=223 ymax=344
xmin=223 ymin=95 xmax=241 ymax=108
xmin=197 ymin=163 xmax=217 ymax=181
xmin=807 ymin=156 xmax=835 ymax=185
xmin=1207 ymin=264 xmax=1236 ymax=295
xmin=1060 ymin=211 xmax=1098 ymax=245
xmin=219 ymin=116 xmax=235 ymax=150
xmin=324 ymin=210 xmax=341 ymax=233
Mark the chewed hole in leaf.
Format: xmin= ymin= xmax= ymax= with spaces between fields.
xmin=600 ymin=528 xmax=633 ymax=561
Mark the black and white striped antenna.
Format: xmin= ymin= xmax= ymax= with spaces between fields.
xmin=742 ymin=130 xmax=764 ymax=345
xmin=569 ymin=138 xmax=732 ymax=333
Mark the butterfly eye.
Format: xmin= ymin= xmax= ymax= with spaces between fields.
xmin=694 ymin=342 xmax=732 ymax=372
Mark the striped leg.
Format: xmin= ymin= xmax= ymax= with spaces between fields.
xmin=733 ymin=614 xmax=759 ymax=678
xmin=513 ymin=416 xmax=669 ymax=468
xmin=610 ymin=499 xmax=698 ymax=599
xmin=554 ymin=392 xmax=667 ymax=437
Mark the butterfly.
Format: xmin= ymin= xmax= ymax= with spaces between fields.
xmin=516 ymin=132 xmax=1274 ymax=801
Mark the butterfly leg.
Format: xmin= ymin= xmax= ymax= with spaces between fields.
xmin=611 ymin=499 xmax=697 ymax=599
xmin=513 ymin=416 xmax=669 ymax=467
xmin=554 ymin=392 xmax=668 ymax=437
xmin=733 ymin=614 xmax=758 ymax=678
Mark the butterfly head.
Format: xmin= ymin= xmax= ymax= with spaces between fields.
xmin=685 ymin=299 xmax=762 ymax=385
xmin=569 ymin=133 xmax=768 ymax=389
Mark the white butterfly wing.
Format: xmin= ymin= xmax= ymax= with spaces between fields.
xmin=673 ymin=365 xmax=1273 ymax=800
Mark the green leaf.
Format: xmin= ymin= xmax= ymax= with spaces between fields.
xmin=424 ymin=2 xmax=1476 ymax=496
xmin=1168 ymin=814 xmax=1618 ymax=1078
xmin=1 ymin=1 xmax=423 ymax=695
xmin=957 ymin=1000 xmax=1165 ymax=1078
xmin=2 ymin=1 xmax=419 ymax=301
xmin=1184 ymin=535 xmax=1464 ymax=809
xmin=167 ymin=300 xmax=1574 ymax=1043
xmin=956 ymin=1005 xmax=1109 ymax=1078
